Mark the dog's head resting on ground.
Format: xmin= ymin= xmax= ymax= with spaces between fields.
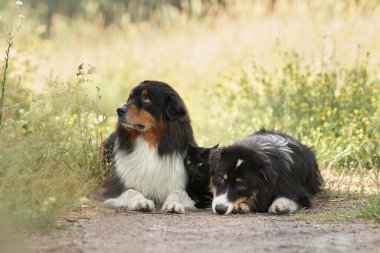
xmin=208 ymin=144 xmax=277 ymax=215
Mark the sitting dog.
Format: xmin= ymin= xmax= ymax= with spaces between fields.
xmin=102 ymin=81 xmax=196 ymax=213
xmin=208 ymin=130 xmax=322 ymax=215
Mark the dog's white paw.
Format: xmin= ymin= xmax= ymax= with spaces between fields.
xmin=161 ymin=201 xmax=185 ymax=214
xmin=233 ymin=202 xmax=250 ymax=214
xmin=104 ymin=197 xmax=126 ymax=207
xmin=130 ymin=197 xmax=155 ymax=212
xmin=269 ymin=197 xmax=298 ymax=215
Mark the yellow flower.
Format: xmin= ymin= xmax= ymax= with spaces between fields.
xmin=79 ymin=197 xmax=89 ymax=204
xmin=48 ymin=196 xmax=56 ymax=203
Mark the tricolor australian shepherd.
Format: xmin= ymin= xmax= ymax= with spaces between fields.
xmin=209 ymin=130 xmax=322 ymax=215
xmin=102 ymin=81 xmax=196 ymax=213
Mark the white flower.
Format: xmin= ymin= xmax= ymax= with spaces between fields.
xmin=19 ymin=109 xmax=25 ymax=113
xmin=16 ymin=1 xmax=23 ymax=6
xmin=19 ymin=14 xmax=25 ymax=19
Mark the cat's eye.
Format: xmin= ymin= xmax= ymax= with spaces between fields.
xmin=186 ymin=160 xmax=191 ymax=165
xmin=197 ymin=162 xmax=203 ymax=167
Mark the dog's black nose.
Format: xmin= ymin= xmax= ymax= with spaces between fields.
xmin=215 ymin=204 xmax=228 ymax=215
xmin=117 ymin=107 xmax=127 ymax=118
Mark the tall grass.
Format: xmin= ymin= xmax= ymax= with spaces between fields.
xmin=0 ymin=68 xmax=108 ymax=228
xmin=0 ymin=0 xmax=380 ymax=229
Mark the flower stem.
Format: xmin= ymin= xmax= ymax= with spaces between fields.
xmin=0 ymin=32 xmax=13 ymax=128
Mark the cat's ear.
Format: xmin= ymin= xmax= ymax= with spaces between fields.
xmin=185 ymin=140 xmax=197 ymax=148
xmin=201 ymin=144 xmax=219 ymax=156
xmin=185 ymin=141 xmax=197 ymax=153
xmin=210 ymin=144 xmax=219 ymax=150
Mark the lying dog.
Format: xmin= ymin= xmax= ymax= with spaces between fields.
xmin=102 ymin=81 xmax=196 ymax=213
xmin=209 ymin=130 xmax=322 ymax=215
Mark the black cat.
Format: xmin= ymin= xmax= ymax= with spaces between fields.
xmin=184 ymin=144 xmax=218 ymax=208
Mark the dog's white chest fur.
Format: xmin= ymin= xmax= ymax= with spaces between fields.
xmin=114 ymin=137 xmax=186 ymax=204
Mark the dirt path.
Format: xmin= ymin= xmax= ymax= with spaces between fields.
xmin=29 ymin=198 xmax=380 ymax=253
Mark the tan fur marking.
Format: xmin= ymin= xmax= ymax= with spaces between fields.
xmin=236 ymin=178 xmax=242 ymax=183
xmin=126 ymin=104 xmax=163 ymax=147
xmin=209 ymin=182 xmax=216 ymax=196
xmin=141 ymin=89 xmax=149 ymax=97
xmin=233 ymin=197 xmax=248 ymax=205
xmin=246 ymin=191 xmax=258 ymax=209
xmin=223 ymin=174 xmax=228 ymax=180
xmin=143 ymin=116 xmax=163 ymax=147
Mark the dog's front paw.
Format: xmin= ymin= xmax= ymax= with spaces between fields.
xmin=268 ymin=197 xmax=298 ymax=215
xmin=104 ymin=197 xmax=126 ymax=207
xmin=161 ymin=201 xmax=185 ymax=214
xmin=232 ymin=202 xmax=250 ymax=214
xmin=130 ymin=197 xmax=155 ymax=212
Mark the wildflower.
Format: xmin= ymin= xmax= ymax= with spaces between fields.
xmin=48 ymin=197 xmax=56 ymax=203
xmin=19 ymin=109 xmax=25 ymax=113
xmin=19 ymin=14 xmax=25 ymax=19
xmin=16 ymin=1 xmax=23 ymax=6
xmin=79 ymin=197 xmax=89 ymax=204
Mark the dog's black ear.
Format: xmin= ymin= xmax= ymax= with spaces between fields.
xmin=164 ymin=94 xmax=186 ymax=120
xmin=260 ymin=164 xmax=277 ymax=185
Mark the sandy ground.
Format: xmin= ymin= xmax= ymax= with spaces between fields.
xmin=27 ymin=198 xmax=380 ymax=253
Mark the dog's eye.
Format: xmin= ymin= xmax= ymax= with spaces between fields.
xmin=236 ymin=183 xmax=247 ymax=191
xmin=197 ymin=162 xmax=203 ymax=167
xmin=141 ymin=96 xmax=151 ymax=104
xmin=186 ymin=160 xmax=191 ymax=165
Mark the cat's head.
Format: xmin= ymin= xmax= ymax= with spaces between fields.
xmin=184 ymin=143 xmax=219 ymax=179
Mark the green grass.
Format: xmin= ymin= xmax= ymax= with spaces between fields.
xmin=0 ymin=69 xmax=108 ymax=228
xmin=0 ymin=1 xmax=380 ymax=230
xmin=360 ymin=194 xmax=380 ymax=221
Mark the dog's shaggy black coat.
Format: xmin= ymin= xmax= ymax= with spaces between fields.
xmin=209 ymin=130 xmax=322 ymax=213
xmin=102 ymin=81 xmax=196 ymax=199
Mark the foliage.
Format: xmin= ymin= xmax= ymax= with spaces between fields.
xmin=0 ymin=69 xmax=110 ymax=228
xmin=208 ymin=51 xmax=380 ymax=171
xmin=0 ymin=0 xmax=380 ymax=229
xmin=359 ymin=193 xmax=380 ymax=221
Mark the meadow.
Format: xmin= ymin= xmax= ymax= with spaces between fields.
xmin=0 ymin=0 xmax=379 ymax=232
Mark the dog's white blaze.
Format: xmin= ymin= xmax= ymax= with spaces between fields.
xmin=236 ymin=159 xmax=243 ymax=168
xmin=114 ymin=137 xmax=192 ymax=206
xmin=212 ymin=191 xmax=234 ymax=215
xmin=269 ymin=197 xmax=299 ymax=214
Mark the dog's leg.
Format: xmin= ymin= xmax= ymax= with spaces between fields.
xmin=104 ymin=189 xmax=155 ymax=212
xmin=268 ymin=197 xmax=299 ymax=214
xmin=232 ymin=202 xmax=250 ymax=214
xmin=161 ymin=190 xmax=195 ymax=214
